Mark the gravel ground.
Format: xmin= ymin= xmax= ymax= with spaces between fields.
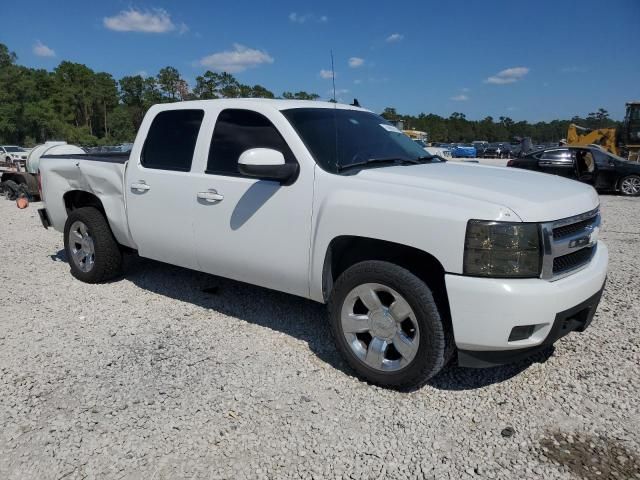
xmin=0 ymin=196 xmax=639 ymax=480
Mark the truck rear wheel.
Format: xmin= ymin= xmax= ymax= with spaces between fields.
xmin=63 ymin=207 xmax=123 ymax=283
xmin=328 ymin=260 xmax=449 ymax=390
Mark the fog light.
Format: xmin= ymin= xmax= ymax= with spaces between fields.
xmin=508 ymin=325 xmax=536 ymax=341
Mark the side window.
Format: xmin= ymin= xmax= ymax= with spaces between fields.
xmin=540 ymin=149 xmax=574 ymax=165
xmin=142 ymin=109 xmax=204 ymax=171
xmin=541 ymin=149 xmax=570 ymax=161
xmin=592 ymin=149 xmax=611 ymax=166
xmin=207 ymin=109 xmax=296 ymax=176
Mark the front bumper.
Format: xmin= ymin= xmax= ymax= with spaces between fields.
xmin=445 ymin=242 xmax=608 ymax=366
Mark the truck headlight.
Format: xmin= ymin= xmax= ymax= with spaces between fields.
xmin=464 ymin=220 xmax=541 ymax=277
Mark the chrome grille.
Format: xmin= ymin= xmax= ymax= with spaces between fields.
xmin=552 ymin=217 xmax=598 ymax=239
xmin=541 ymin=208 xmax=600 ymax=280
xmin=553 ymin=246 xmax=595 ymax=274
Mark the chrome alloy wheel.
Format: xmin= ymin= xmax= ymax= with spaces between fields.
xmin=68 ymin=220 xmax=95 ymax=273
xmin=340 ymin=283 xmax=420 ymax=372
xmin=620 ymin=176 xmax=640 ymax=196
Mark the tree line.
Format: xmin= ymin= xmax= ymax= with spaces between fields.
xmin=0 ymin=42 xmax=621 ymax=147
xmin=380 ymin=108 xmax=621 ymax=144
xmin=0 ymin=43 xmax=319 ymax=146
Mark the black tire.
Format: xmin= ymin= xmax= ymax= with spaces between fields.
xmin=618 ymin=175 xmax=640 ymax=197
xmin=3 ymin=180 xmax=19 ymax=200
xmin=63 ymin=207 xmax=123 ymax=283
xmin=328 ymin=260 xmax=450 ymax=390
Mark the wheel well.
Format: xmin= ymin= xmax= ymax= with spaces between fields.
xmin=617 ymin=173 xmax=639 ymax=189
xmin=63 ymin=190 xmax=106 ymax=216
xmin=322 ymin=236 xmax=452 ymax=327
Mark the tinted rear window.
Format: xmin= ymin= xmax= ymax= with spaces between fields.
xmin=142 ymin=110 xmax=204 ymax=171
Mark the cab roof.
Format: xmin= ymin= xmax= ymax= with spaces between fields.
xmin=152 ymin=98 xmax=371 ymax=113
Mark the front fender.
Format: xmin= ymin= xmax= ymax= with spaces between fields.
xmin=308 ymin=168 xmax=516 ymax=302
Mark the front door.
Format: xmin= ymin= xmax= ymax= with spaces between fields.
xmin=125 ymin=108 xmax=205 ymax=270
xmin=591 ymin=149 xmax=618 ymax=190
xmin=192 ymin=108 xmax=314 ymax=297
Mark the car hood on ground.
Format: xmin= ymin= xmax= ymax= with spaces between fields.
xmin=356 ymin=162 xmax=599 ymax=222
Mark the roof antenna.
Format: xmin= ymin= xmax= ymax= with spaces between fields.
xmin=330 ymin=50 xmax=337 ymax=103
xmin=351 ymin=98 xmax=360 ymax=107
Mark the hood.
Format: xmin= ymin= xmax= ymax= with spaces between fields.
xmin=355 ymin=162 xmax=599 ymax=222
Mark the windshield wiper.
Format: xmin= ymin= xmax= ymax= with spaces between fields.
xmin=416 ymin=154 xmax=438 ymax=162
xmin=337 ymin=156 xmax=422 ymax=172
xmin=421 ymin=154 xmax=448 ymax=163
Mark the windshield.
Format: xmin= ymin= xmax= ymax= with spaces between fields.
xmin=4 ymin=146 xmax=24 ymax=152
xmin=282 ymin=108 xmax=439 ymax=173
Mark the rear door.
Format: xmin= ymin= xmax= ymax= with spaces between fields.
xmin=191 ymin=107 xmax=314 ymax=297
xmin=125 ymin=108 xmax=205 ymax=270
xmin=537 ymin=149 xmax=577 ymax=179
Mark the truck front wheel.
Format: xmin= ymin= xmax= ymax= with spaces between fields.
xmin=328 ymin=260 xmax=449 ymax=390
xmin=63 ymin=207 xmax=123 ymax=283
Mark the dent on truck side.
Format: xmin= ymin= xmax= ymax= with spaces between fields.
xmin=43 ymin=158 xmax=136 ymax=249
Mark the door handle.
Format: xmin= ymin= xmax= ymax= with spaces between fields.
xmin=197 ymin=190 xmax=224 ymax=202
xmin=130 ymin=182 xmax=151 ymax=192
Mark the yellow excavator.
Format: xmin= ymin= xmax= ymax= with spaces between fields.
xmin=566 ymin=102 xmax=640 ymax=161
xmin=567 ymin=124 xmax=618 ymax=155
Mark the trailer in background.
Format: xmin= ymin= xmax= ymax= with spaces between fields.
xmin=0 ymin=142 xmax=84 ymax=201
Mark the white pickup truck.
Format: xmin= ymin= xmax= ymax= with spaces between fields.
xmin=38 ymin=99 xmax=608 ymax=389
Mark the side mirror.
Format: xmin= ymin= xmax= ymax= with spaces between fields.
xmin=238 ymin=148 xmax=298 ymax=184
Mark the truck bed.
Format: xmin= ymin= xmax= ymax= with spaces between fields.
xmin=39 ymin=152 xmax=134 ymax=248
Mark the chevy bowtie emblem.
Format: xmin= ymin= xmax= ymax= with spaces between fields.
xmin=569 ymin=226 xmax=599 ymax=249
xmin=569 ymin=236 xmax=590 ymax=248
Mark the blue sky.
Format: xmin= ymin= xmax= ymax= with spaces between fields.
xmin=3 ymin=0 xmax=639 ymax=121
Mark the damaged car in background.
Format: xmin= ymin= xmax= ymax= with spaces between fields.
xmin=508 ymin=145 xmax=640 ymax=196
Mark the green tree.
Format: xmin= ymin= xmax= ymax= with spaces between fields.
xmin=218 ymin=72 xmax=240 ymax=98
xmin=53 ymin=61 xmax=98 ymax=133
xmin=0 ymin=43 xmax=17 ymax=68
xmin=157 ymin=66 xmax=182 ymax=101
xmin=194 ymin=71 xmax=221 ymax=99
xmin=248 ymin=85 xmax=275 ymax=98
xmin=93 ymin=72 xmax=118 ymax=138
xmin=108 ymin=105 xmax=137 ymax=142
xmin=380 ymin=107 xmax=399 ymax=121
xmin=282 ymin=91 xmax=320 ymax=100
